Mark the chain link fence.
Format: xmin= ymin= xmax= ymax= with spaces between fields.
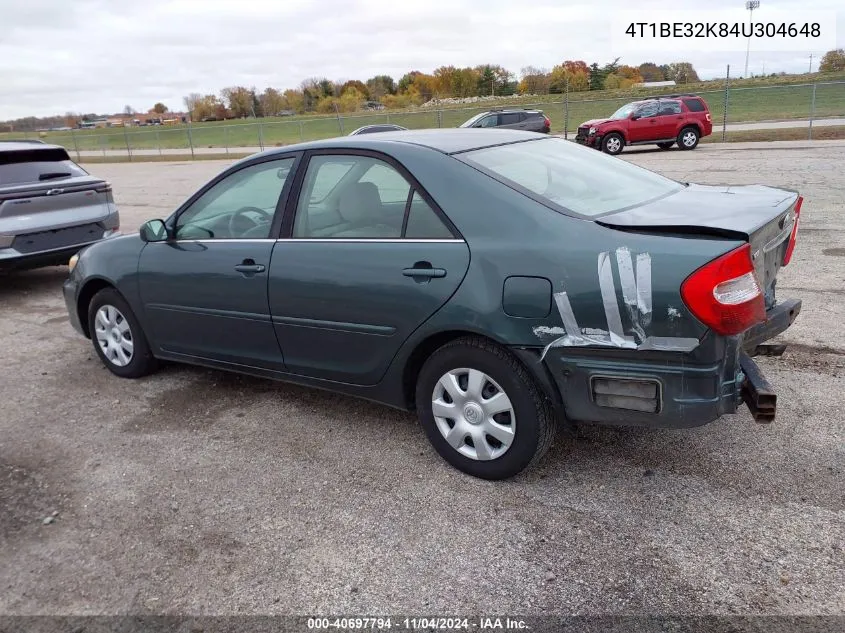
xmin=26 ymin=79 xmax=845 ymax=161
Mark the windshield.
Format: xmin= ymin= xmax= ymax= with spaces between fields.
xmin=460 ymin=112 xmax=487 ymax=128
xmin=460 ymin=137 xmax=684 ymax=217
xmin=609 ymin=103 xmax=638 ymax=120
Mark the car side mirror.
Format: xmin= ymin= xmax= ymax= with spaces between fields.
xmin=139 ymin=219 xmax=169 ymax=242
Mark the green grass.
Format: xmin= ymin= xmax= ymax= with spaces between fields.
xmin=7 ymin=71 xmax=844 ymax=153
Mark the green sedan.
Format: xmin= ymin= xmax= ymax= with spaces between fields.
xmin=63 ymin=129 xmax=802 ymax=479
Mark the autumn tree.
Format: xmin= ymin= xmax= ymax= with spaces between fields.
xmin=366 ymin=75 xmax=396 ymax=99
xmin=283 ymin=89 xmax=305 ymax=113
xmin=152 ymin=103 xmax=169 ymax=114
xmin=340 ymin=80 xmax=370 ymax=99
xmin=518 ymin=66 xmax=551 ymax=94
xmin=637 ymin=62 xmax=665 ymax=82
xmin=183 ymin=94 xmax=222 ymax=120
xmin=221 ymin=86 xmax=255 ymax=118
xmin=549 ymin=60 xmax=590 ymax=93
xmin=123 ymin=105 xmax=135 ymax=115
xmin=819 ymin=48 xmax=845 ymax=72
xmin=664 ymin=62 xmax=700 ymax=83
xmin=260 ymin=88 xmax=287 ymax=116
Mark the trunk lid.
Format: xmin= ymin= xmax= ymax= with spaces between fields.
xmin=596 ymin=183 xmax=800 ymax=297
xmin=0 ymin=176 xmax=112 ymax=235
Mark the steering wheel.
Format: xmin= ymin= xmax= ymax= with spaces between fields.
xmin=228 ymin=206 xmax=273 ymax=237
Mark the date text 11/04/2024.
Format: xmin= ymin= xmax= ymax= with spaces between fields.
xmin=307 ymin=617 xmax=529 ymax=630
xmin=624 ymin=22 xmax=821 ymax=38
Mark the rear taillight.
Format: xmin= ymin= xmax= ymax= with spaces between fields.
xmin=705 ymin=113 xmax=712 ymax=122
xmin=95 ymin=182 xmax=112 ymax=193
xmin=782 ymin=195 xmax=802 ymax=266
xmin=681 ymin=243 xmax=766 ymax=336
xmin=544 ymin=116 xmax=551 ymax=127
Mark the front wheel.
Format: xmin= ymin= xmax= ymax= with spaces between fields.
xmin=415 ymin=337 xmax=556 ymax=480
xmin=88 ymin=287 xmax=158 ymax=378
xmin=677 ymin=127 xmax=700 ymax=150
xmin=601 ymin=133 xmax=624 ymax=155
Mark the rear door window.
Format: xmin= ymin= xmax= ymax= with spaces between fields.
xmin=500 ymin=113 xmax=522 ymax=125
xmin=683 ymin=98 xmax=706 ymax=112
xmin=657 ymin=101 xmax=682 ymax=116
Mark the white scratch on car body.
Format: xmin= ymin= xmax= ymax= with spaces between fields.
xmin=533 ymin=326 xmax=566 ymax=336
xmin=667 ymin=306 xmax=682 ymax=320
xmin=598 ymin=251 xmax=633 ymax=347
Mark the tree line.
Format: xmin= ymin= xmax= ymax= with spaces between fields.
xmin=182 ymin=60 xmax=706 ymax=121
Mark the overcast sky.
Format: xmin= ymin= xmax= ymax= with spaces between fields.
xmin=0 ymin=0 xmax=842 ymax=119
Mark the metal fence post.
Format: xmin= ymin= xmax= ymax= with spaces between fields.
xmin=808 ymin=82 xmax=817 ymax=140
xmin=155 ymin=128 xmax=162 ymax=156
xmin=299 ymin=121 xmax=304 ymax=142
xmin=101 ymin=134 xmax=106 ymax=158
xmin=722 ymin=64 xmax=730 ymax=142
xmin=437 ymin=110 xmax=443 ymax=128
xmin=386 ymin=112 xmax=391 ymax=124
xmin=70 ymin=129 xmax=81 ymax=162
xmin=564 ymin=77 xmax=569 ymax=139
xmin=258 ymin=122 xmax=264 ymax=150
xmin=225 ymin=126 xmax=229 ymax=155
xmin=187 ymin=121 xmax=195 ymax=159
xmin=122 ymin=125 xmax=132 ymax=161
xmin=334 ymin=103 xmax=344 ymax=135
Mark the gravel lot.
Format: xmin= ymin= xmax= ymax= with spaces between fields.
xmin=1 ymin=141 xmax=843 ymax=617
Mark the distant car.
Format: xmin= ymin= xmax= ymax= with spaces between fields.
xmin=460 ymin=109 xmax=550 ymax=133
xmin=0 ymin=141 xmax=120 ymax=271
xmin=63 ymin=129 xmax=801 ymax=480
xmin=575 ymin=94 xmax=713 ymax=155
xmin=348 ymin=124 xmax=409 ymax=135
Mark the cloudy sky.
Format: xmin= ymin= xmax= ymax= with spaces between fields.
xmin=0 ymin=0 xmax=842 ymax=119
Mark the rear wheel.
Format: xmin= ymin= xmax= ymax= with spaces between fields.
xmin=657 ymin=141 xmax=675 ymax=150
xmin=602 ymin=133 xmax=624 ymax=155
xmin=677 ymin=127 xmax=700 ymax=150
xmin=88 ymin=288 xmax=158 ymax=378
xmin=415 ymin=337 xmax=556 ymax=480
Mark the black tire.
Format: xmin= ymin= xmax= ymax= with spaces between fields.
xmin=601 ymin=132 xmax=624 ymax=155
xmin=677 ymin=126 xmax=700 ymax=150
xmin=657 ymin=142 xmax=675 ymax=150
xmin=415 ymin=336 xmax=556 ymax=480
xmin=87 ymin=287 xmax=158 ymax=378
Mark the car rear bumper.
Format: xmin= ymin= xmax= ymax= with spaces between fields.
xmin=0 ymin=230 xmax=120 ymax=271
xmin=523 ymin=298 xmax=801 ymax=429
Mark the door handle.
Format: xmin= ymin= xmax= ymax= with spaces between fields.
xmin=235 ymin=258 xmax=265 ymax=275
xmin=403 ymin=267 xmax=446 ymax=278
xmin=403 ymin=261 xmax=446 ymax=281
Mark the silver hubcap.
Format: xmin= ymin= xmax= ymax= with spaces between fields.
xmin=683 ymin=131 xmax=697 ymax=146
xmin=431 ymin=368 xmax=516 ymax=461
xmin=94 ymin=305 xmax=134 ymax=367
xmin=606 ymin=137 xmax=621 ymax=153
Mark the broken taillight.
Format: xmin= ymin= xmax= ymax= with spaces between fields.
xmin=782 ymin=195 xmax=803 ymax=266
xmin=681 ymin=243 xmax=766 ymax=336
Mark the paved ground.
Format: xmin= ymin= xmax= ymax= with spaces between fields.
xmin=1 ymin=141 xmax=843 ymax=616
xmin=71 ymin=117 xmax=845 ymax=158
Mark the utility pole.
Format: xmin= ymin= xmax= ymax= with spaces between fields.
xmin=808 ymin=53 xmax=813 ymax=73
xmin=744 ymin=1 xmax=760 ymax=78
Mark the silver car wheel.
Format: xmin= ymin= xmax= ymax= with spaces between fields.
xmin=94 ymin=304 xmax=134 ymax=367
xmin=682 ymin=131 xmax=697 ymax=147
xmin=606 ymin=136 xmax=622 ymax=153
xmin=431 ymin=368 xmax=516 ymax=461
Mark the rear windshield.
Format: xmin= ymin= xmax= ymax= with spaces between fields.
xmin=460 ymin=137 xmax=684 ymax=217
xmin=0 ymin=148 xmax=87 ymax=186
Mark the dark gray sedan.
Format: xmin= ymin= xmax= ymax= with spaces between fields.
xmin=63 ymin=129 xmax=802 ymax=479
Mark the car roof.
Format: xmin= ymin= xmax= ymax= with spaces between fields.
xmin=0 ymin=140 xmax=60 ymax=152
xmin=251 ymin=128 xmax=548 ymax=157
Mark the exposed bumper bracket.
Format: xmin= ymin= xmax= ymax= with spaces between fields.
xmin=742 ymin=298 xmax=802 ymax=356
xmin=739 ymin=352 xmax=777 ymax=423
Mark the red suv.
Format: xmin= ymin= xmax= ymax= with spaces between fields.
xmin=575 ymin=94 xmax=712 ymax=155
